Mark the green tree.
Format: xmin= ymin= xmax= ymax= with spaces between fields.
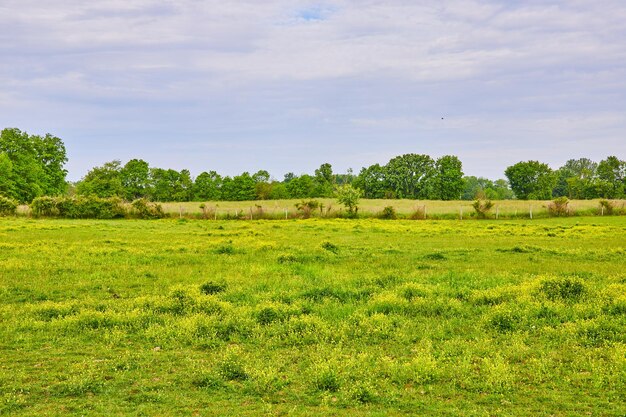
xmin=384 ymin=154 xmax=435 ymax=199
xmin=252 ymin=170 xmax=272 ymax=200
xmin=221 ymin=172 xmax=256 ymax=201
xmin=32 ymin=133 xmax=68 ymax=196
xmin=0 ymin=128 xmax=44 ymax=202
xmin=76 ymin=160 xmax=124 ymax=198
xmin=121 ymin=159 xmax=151 ymax=200
xmin=596 ymin=156 xmax=625 ymax=198
xmin=173 ymin=169 xmax=193 ymax=201
xmin=268 ymin=181 xmax=289 ymax=199
xmin=432 ymin=155 xmax=464 ymax=200
xmin=286 ymin=174 xmax=315 ymax=199
xmin=0 ymin=153 xmax=16 ymax=198
xmin=336 ymin=184 xmax=362 ymax=217
xmin=354 ymin=164 xmax=387 ymax=199
xmin=313 ymin=163 xmax=334 ymax=197
xmin=193 ymin=171 xmax=222 ymax=201
xmin=554 ymin=158 xmax=598 ymax=199
xmin=492 ymin=179 xmax=514 ymax=200
xmin=504 ymin=161 xmax=556 ymax=200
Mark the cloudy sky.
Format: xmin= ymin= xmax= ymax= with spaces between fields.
xmin=1 ymin=0 xmax=625 ymax=181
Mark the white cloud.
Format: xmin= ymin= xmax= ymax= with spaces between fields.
xmin=1 ymin=1 xmax=625 ymax=180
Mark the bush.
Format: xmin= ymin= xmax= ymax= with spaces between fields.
xmin=0 ymin=195 xmax=18 ymax=216
xmin=378 ymin=206 xmax=397 ymax=220
xmin=131 ymin=198 xmax=166 ymax=219
xmin=547 ymin=197 xmax=570 ymax=217
xmin=30 ymin=196 xmax=60 ymax=217
xmin=335 ymin=184 xmax=361 ymax=218
xmin=598 ymin=199 xmax=614 ymax=215
xmin=30 ymin=196 xmax=127 ymax=219
xmin=295 ymin=200 xmax=321 ymax=219
xmin=58 ymin=196 xmax=126 ymax=219
xmin=472 ymin=199 xmax=494 ymax=219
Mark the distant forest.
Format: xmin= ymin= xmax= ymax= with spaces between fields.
xmin=1 ymin=127 xmax=625 ymax=204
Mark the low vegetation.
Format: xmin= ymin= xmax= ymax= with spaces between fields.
xmin=0 ymin=217 xmax=624 ymax=416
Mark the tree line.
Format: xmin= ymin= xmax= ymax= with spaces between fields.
xmin=1 ymin=127 xmax=625 ymax=203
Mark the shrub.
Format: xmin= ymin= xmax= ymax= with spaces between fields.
xmin=57 ymin=196 xmax=126 ymax=219
xmin=598 ymin=199 xmax=614 ymax=215
xmin=30 ymin=196 xmax=59 ymax=217
xmin=0 ymin=195 xmax=18 ymax=216
xmin=335 ymin=184 xmax=361 ymax=218
xmin=547 ymin=197 xmax=570 ymax=217
xmin=131 ymin=198 xmax=166 ymax=219
xmin=378 ymin=206 xmax=397 ymax=220
xmin=295 ymin=200 xmax=320 ymax=219
xmin=30 ymin=196 xmax=127 ymax=219
xmin=408 ymin=206 xmax=426 ymax=220
xmin=472 ymin=199 xmax=494 ymax=219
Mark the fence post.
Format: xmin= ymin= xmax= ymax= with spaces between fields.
xmin=460 ymin=206 xmax=463 ymax=220
xmin=529 ymin=205 xmax=533 ymax=220
xmin=285 ymin=208 xmax=288 ymax=220
xmin=496 ymin=206 xmax=499 ymax=220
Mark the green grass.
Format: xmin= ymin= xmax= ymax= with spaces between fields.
xmin=0 ymin=217 xmax=625 ymax=416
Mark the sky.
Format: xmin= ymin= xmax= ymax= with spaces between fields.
xmin=1 ymin=0 xmax=625 ymax=181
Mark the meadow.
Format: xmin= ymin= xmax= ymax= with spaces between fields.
xmin=0 ymin=216 xmax=625 ymax=416
xmin=159 ymin=199 xmax=625 ymax=219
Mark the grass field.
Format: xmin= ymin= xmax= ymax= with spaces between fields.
xmin=160 ymin=199 xmax=626 ymax=219
xmin=0 ymin=217 xmax=625 ymax=416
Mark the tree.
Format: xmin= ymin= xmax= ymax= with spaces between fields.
xmin=121 ymin=159 xmax=151 ymax=200
xmin=0 ymin=128 xmax=68 ymax=202
xmin=173 ymin=169 xmax=193 ymax=201
xmin=432 ymin=155 xmax=464 ymax=200
xmin=554 ymin=158 xmax=598 ymax=199
xmin=252 ymin=170 xmax=272 ymax=200
xmin=354 ymin=164 xmax=387 ymax=199
xmin=596 ymin=156 xmax=625 ymax=198
xmin=384 ymin=154 xmax=435 ymax=199
xmin=336 ymin=184 xmax=362 ymax=217
xmin=193 ymin=171 xmax=222 ymax=201
xmin=461 ymin=177 xmax=512 ymax=200
xmin=76 ymin=160 xmax=124 ymax=198
xmin=313 ymin=163 xmax=334 ymax=197
xmin=286 ymin=174 xmax=315 ymax=199
xmin=221 ymin=172 xmax=256 ymax=201
xmin=492 ymin=179 xmax=514 ymax=200
xmin=0 ymin=153 xmax=16 ymax=199
xmin=32 ymin=133 xmax=68 ymax=196
xmin=504 ymin=161 xmax=556 ymax=200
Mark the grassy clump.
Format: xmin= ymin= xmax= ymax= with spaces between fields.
xmin=539 ymin=277 xmax=586 ymax=302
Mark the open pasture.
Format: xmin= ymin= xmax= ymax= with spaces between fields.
xmin=0 ymin=217 xmax=625 ymax=416
xmin=160 ymin=199 xmax=626 ymax=219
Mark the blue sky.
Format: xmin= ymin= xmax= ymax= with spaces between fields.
xmin=1 ymin=0 xmax=625 ymax=181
